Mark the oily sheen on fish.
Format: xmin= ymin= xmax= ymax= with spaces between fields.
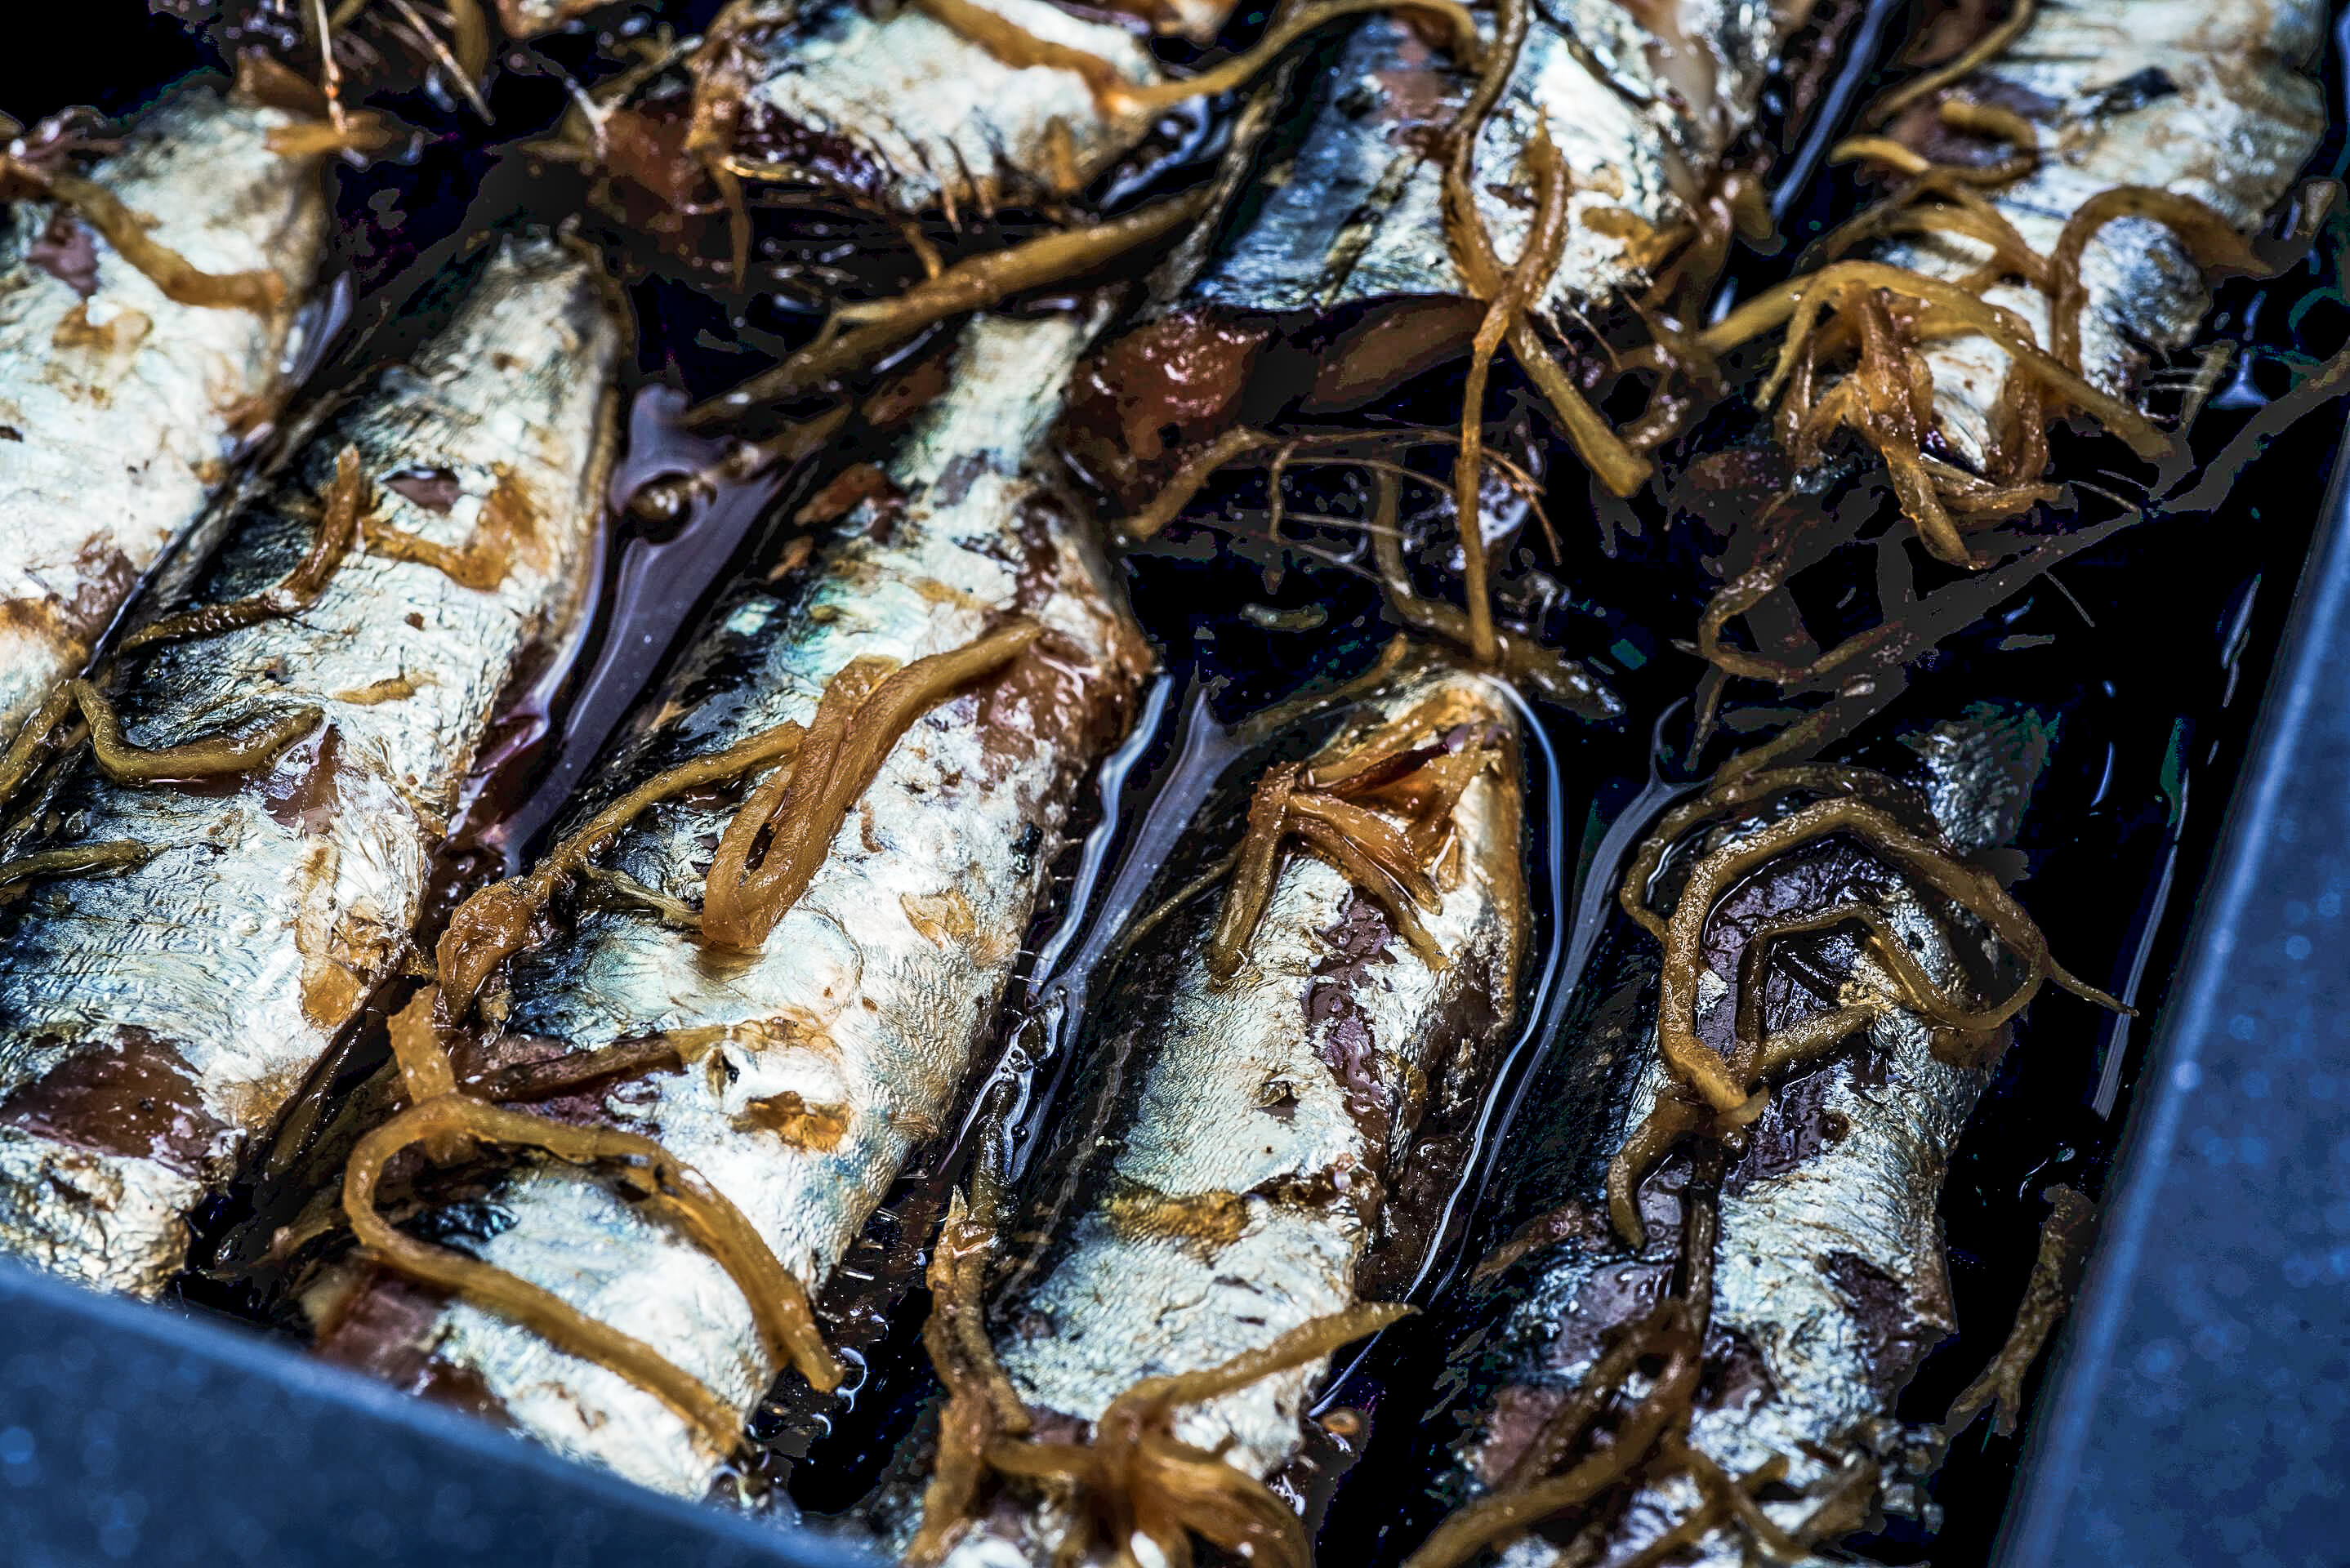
xmin=0 ymin=82 xmax=330 ymax=741
xmin=680 ymin=0 xmax=1231 ymax=219
xmin=1402 ymin=706 xmax=2058 ymax=1566
xmin=312 ymin=310 xmax=1149 ymax=1500
xmin=0 ymin=236 xmax=622 ymax=1299
xmin=1872 ymin=0 xmax=2325 ymax=464
xmin=1061 ymin=0 xmax=1821 ymax=488
xmin=1195 ymin=0 xmax=1807 ymax=323
xmin=916 ymin=658 xmax=1527 ymax=1566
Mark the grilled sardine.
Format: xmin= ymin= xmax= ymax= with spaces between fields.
xmin=0 ymin=235 xmax=622 ymax=1298
xmin=1063 ymin=0 xmax=1822 ymax=489
xmin=0 ymin=83 xmax=329 ymax=741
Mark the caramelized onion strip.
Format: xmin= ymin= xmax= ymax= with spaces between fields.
xmin=0 ymin=840 xmax=152 ymax=891
xmin=435 ymin=718 xmax=809 ymax=1018
xmin=910 ymin=0 xmax=1133 ymax=105
xmin=702 ymin=621 xmax=1043 ymax=951
xmin=1206 ymin=706 xmax=1502 ymax=981
xmin=1364 ymin=472 xmax=1621 ymax=717
xmin=1118 ymin=426 xmax=1282 ymax=541
xmin=1659 ymin=791 xmax=2115 ymax=1114
xmin=343 ymin=1095 xmax=843 ymax=1455
xmin=71 ymin=679 xmax=321 ymax=785
xmin=1862 ymin=0 xmax=2038 ymax=128
xmin=1455 ymin=129 xmax=1569 ymax=666
xmin=1702 ymin=260 xmax=2168 ymax=458
xmin=1403 ymin=1312 xmax=1701 ymax=1568
xmin=1126 ymin=0 xmax=1481 ymax=110
xmin=1204 ymin=761 xmax=1300 ymax=982
xmin=5 ymin=161 xmax=288 ymax=312
xmin=908 ymin=1183 xmax=1031 ymax=1567
xmin=0 ymin=686 xmax=77 ymax=815
xmin=1616 ymin=763 xmax=1882 ymax=940
xmin=1437 ymin=0 xmax=1649 ymax=497
xmin=123 ymin=446 xmax=371 ymax=653
xmin=2048 ymin=185 xmax=2261 ymax=372
xmin=687 ymin=191 xmax=1211 ymax=425
xmin=977 ymin=1305 xmax=1408 ymax=1568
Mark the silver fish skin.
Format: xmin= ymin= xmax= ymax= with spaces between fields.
xmin=0 ymin=236 xmax=622 ymax=1299
xmin=496 ymin=0 xmax=603 ymax=34
xmin=312 ymin=310 xmax=1151 ymax=1500
xmin=1873 ymin=0 xmax=2325 ymax=466
xmin=928 ymin=660 xmax=1528 ymax=1566
xmin=702 ymin=0 xmax=1209 ymax=217
xmin=1420 ymin=706 xmax=2056 ymax=1566
xmin=0 ymin=83 xmax=329 ymax=741
xmin=1193 ymin=0 xmax=1809 ymax=323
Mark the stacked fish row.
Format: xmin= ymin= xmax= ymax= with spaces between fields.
xmin=0 ymin=0 xmax=2326 ymax=1563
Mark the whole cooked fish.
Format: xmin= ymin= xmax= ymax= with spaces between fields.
xmin=0 ymin=234 xmax=622 ymax=1298
xmin=903 ymin=655 xmax=1528 ymax=1566
xmin=1665 ymin=0 xmax=2328 ymax=712
xmin=308 ymin=309 xmax=1151 ymax=1501
xmin=1392 ymin=703 xmax=2061 ymax=1565
xmin=1064 ymin=0 xmax=1822 ymax=492
xmin=1201 ymin=0 xmax=1796 ymax=324
xmin=671 ymin=0 xmax=1233 ymax=221
xmin=1844 ymin=0 xmax=2325 ymax=466
xmin=0 ymin=82 xmax=329 ymax=742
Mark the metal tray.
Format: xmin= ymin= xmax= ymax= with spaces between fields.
xmin=1993 ymin=403 xmax=2350 ymax=1567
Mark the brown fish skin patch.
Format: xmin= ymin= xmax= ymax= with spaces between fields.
xmin=382 ymin=466 xmax=463 ymax=514
xmin=1460 ymin=1254 xmax=1674 ymax=1487
xmin=28 ymin=212 xmax=100 ymax=297
xmin=0 ymin=1027 xmax=232 ymax=1175
xmin=1817 ymin=1248 xmax=1955 ymax=1393
xmin=312 ymin=1266 xmax=518 ymax=1428
xmin=738 ymin=1091 xmax=853 ymax=1152
xmin=0 ymin=537 xmax=138 ymax=661
xmin=1305 ymin=892 xmax=1400 ymax=1152
xmin=262 ymin=724 xmax=347 ymax=835
xmin=1104 ymin=1179 xmax=1252 ymax=1258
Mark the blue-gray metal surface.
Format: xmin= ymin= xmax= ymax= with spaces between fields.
xmin=1996 ymin=437 xmax=2350 ymax=1566
xmin=0 ymin=1258 xmax=875 ymax=1568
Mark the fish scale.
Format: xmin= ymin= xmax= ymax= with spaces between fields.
xmin=0 ymin=234 xmax=622 ymax=1300
xmin=0 ymin=83 xmax=330 ymax=741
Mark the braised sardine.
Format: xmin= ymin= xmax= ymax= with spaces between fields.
xmin=906 ymin=656 xmax=1528 ymax=1566
xmin=676 ymin=0 xmax=1233 ymax=220
xmin=1396 ymin=704 xmax=2062 ymax=1565
xmin=0 ymin=82 xmax=329 ymax=742
xmin=309 ymin=310 xmax=1150 ymax=1501
xmin=1064 ymin=0 xmax=1823 ymax=490
xmin=1853 ymin=0 xmax=2325 ymax=465
xmin=0 ymin=235 xmax=622 ymax=1298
